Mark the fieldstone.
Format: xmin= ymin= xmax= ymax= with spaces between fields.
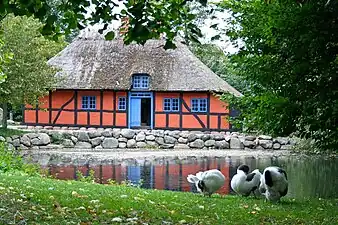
xmin=19 ymin=144 xmax=29 ymax=150
xmin=281 ymin=144 xmax=293 ymax=150
xmin=178 ymin=137 xmax=188 ymax=144
xmin=146 ymin=135 xmax=156 ymax=141
xmin=112 ymin=129 xmax=121 ymax=138
xmin=5 ymin=137 xmax=12 ymax=143
xmin=79 ymin=132 xmax=91 ymax=142
xmin=118 ymin=137 xmax=128 ymax=143
xmin=26 ymin=133 xmax=38 ymax=140
xmin=259 ymin=140 xmax=273 ymax=149
xmin=273 ymin=143 xmax=281 ymax=150
xmin=215 ymin=140 xmax=230 ymax=149
xmin=189 ymin=139 xmax=204 ymax=148
xmin=90 ymin=137 xmax=102 ymax=147
xmin=230 ymin=138 xmax=244 ymax=149
xmin=213 ymin=134 xmax=225 ymax=141
xmin=224 ymin=135 xmax=231 ymax=142
xmin=146 ymin=141 xmax=158 ymax=148
xmin=7 ymin=143 xmax=14 ymax=150
xmin=102 ymin=138 xmax=119 ymax=148
xmin=0 ymin=136 xmax=5 ymax=142
xmin=11 ymin=135 xmax=19 ymax=140
xmin=164 ymin=135 xmax=177 ymax=144
xmin=31 ymin=133 xmax=50 ymax=146
xmin=136 ymin=132 xmax=146 ymax=141
xmin=159 ymin=143 xmax=175 ymax=149
xmin=12 ymin=138 xmax=21 ymax=147
xmin=50 ymin=132 xmax=64 ymax=144
xmin=62 ymin=139 xmax=74 ymax=148
xmin=71 ymin=136 xmax=78 ymax=144
xmin=127 ymin=139 xmax=137 ymax=148
xmin=174 ymin=144 xmax=190 ymax=149
xmin=102 ymin=129 xmax=113 ymax=137
xmin=258 ymin=135 xmax=272 ymax=140
xmin=20 ymin=135 xmax=31 ymax=147
xmin=179 ymin=131 xmax=190 ymax=138
xmin=243 ymin=140 xmax=256 ymax=148
xmin=155 ymin=137 xmax=165 ymax=145
xmin=119 ymin=142 xmax=127 ymax=148
xmin=75 ymin=141 xmax=92 ymax=149
xmin=256 ymin=145 xmax=265 ymax=150
xmin=204 ymin=139 xmax=216 ymax=147
xmin=137 ymin=142 xmax=147 ymax=148
xmin=121 ymin=129 xmax=135 ymax=139
xmin=94 ymin=145 xmax=103 ymax=150
xmin=201 ymin=134 xmax=211 ymax=141
xmin=276 ymin=137 xmax=289 ymax=145
xmin=245 ymin=135 xmax=256 ymax=141
xmin=152 ymin=130 xmax=164 ymax=137
xmin=168 ymin=131 xmax=180 ymax=139
xmin=62 ymin=132 xmax=73 ymax=139
xmin=187 ymin=133 xmax=198 ymax=142
xmin=88 ymin=130 xmax=102 ymax=138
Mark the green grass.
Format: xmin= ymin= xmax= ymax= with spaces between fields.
xmin=0 ymin=128 xmax=27 ymax=138
xmin=0 ymin=173 xmax=337 ymax=225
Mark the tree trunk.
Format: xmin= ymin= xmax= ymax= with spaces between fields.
xmin=2 ymin=102 xmax=8 ymax=129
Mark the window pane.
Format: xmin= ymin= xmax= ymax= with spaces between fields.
xmin=191 ymin=99 xmax=199 ymax=112
xmin=199 ymin=99 xmax=207 ymax=112
xmin=82 ymin=96 xmax=96 ymax=109
xmin=163 ymin=98 xmax=171 ymax=111
xmin=118 ymin=97 xmax=126 ymax=110
xmin=133 ymin=75 xmax=149 ymax=89
xmin=172 ymin=98 xmax=179 ymax=111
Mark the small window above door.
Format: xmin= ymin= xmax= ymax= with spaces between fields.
xmin=132 ymin=74 xmax=149 ymax=89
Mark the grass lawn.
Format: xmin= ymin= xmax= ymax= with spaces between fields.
xmin=0 ymin=128 xmax=27 ymax=138
xmin=0 ymin=173 xmax=337 ymax=225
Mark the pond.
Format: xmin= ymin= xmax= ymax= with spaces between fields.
xmin=44 ymin=155 xmax=338 ymax=199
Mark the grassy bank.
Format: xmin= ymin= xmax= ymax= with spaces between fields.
xmin=0 ymin=173 xmax=337 ymax=225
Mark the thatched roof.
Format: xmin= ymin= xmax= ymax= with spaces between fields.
xmin=48 ymin=30 xmax=242 ymax=96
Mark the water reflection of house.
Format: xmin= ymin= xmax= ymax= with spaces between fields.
xmin=49 ymin=160 xmax=230 ymax=195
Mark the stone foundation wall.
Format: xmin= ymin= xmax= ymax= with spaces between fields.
xmin=1 ymin=127 xmax=296 ymax=151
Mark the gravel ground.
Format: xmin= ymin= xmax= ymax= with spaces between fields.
xmin=21 ymin=148 xmax=294 ymax=166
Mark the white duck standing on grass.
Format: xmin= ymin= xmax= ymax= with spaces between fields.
xmin=230 ymin=164 xmax=262 ymax=197
xmin=187 ymin=169 xmax=225 ymax=197
xmin=259 ymin=166 xmax=288 ymax=202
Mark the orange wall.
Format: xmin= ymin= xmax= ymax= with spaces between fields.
xmin=24 ymin=90 xmax=128 ymax=127
xmin=25 ymin=90 xmax=230 ymax=130
xmin=154 ymin=92 xmax=229 ymax=130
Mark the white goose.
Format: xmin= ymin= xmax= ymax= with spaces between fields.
xmin=230 ymin=164 xmax=262 ymax=197
xmin=259 ymin=166 xmax=288 ymax=202
xmin=187 ymin=169 xmax=225 ymax=197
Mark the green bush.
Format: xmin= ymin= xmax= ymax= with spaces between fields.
xmin=0 ymin=142 xmax=39 ymax=174
xmin=0 ymin=142 xmax=23 ymax=172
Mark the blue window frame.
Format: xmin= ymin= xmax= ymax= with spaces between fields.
xmin=82 ymin=96 xmax=96 ymax=110
xmin=118 ymin=97 xmax=126 ymax=110
xmin=191 ymin=98 xmax=207 ymax=112
xmin=133 ymin=75 xmax=149 ymax=89
xmin=163 ymin=98 xmax=179 ymax=112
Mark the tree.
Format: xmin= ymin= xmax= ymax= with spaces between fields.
xmin=190 ymin=43 xmax=250 ymax=94
xmin=0 ymin=0 xmax=209 ymax=48
xmin=0 ymin=15 xmax=66 ymax=128
xmin=219 ymin=0 xmax=338 ymax=151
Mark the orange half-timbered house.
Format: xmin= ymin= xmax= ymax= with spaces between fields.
xmin=24 ymin=32 xmax=242 ymax=131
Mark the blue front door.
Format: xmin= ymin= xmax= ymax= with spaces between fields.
xmin=130 ymin=98 xmax=141 ymax=127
